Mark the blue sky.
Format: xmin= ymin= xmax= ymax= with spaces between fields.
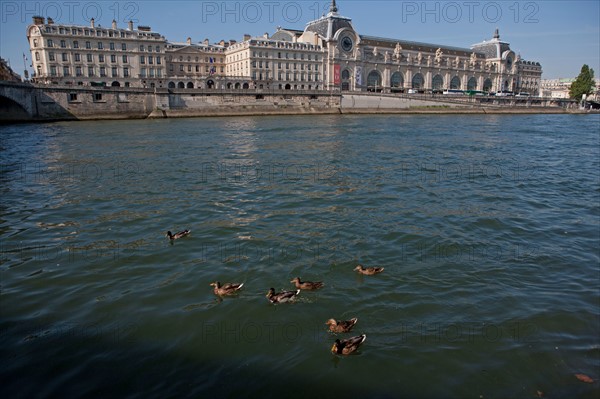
xmin=1 ymin=0 xmax=598 ymax=79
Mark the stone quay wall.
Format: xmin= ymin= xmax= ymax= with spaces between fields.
xmin=0 ymin=81 xmax=582 ymax=123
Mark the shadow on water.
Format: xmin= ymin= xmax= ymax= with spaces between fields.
xmin=0 ymin=319 xmax=407 ymax=399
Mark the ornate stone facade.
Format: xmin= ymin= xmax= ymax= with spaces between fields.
xmin=225 ymin=30 xmax=324 ymax=90
xmin=26 ymin=0 xmax=542 ymax=94
xmin=27 ymin=16 xmax=167 ymax=88
xmin=312 ymin=2 xmax=541 ymax=94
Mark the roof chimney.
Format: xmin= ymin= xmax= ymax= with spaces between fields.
xmin=90 ymin=18 xmax=95 ymax=28
xmin=187 ymin=37 xmax=192 ymax=45
xmin=263 ymin=32 xmax=269 ymax=39
xmin=112 ymin=19 xmax=117 ymax=29
xmin=32 ymin=16 xmax=45 ymax=25
xmin=47 ymin=17 xmax=54 ymax=25
xmin=128 ymin=20 xmax=133 ymax=30
xmin=219 ymin=40 xmax=225 ymax=46
xmin=243 ymin=34 xmax=251 ymax=41
xmin=203 ymin=38 xmax=209 ymax=45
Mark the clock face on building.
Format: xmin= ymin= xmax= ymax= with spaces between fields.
xmin=341 ymin=36 xmax=354 ymax=52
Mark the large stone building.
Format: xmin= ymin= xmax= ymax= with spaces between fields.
xmin=308 ymin=1 xmax=541 ymax=94
xmin=26 ymin=0 xmax=542 ymax=94
xmin=225 ymin=30 xmax=324 ymax=90
xmin=27 ymin=16 xmax=167 ymax=88
xmin=164 ymin=38 xmax=226 ymax=89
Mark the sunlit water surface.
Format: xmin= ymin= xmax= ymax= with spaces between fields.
xmin=1 ymin=114 xmax=599 ymax=398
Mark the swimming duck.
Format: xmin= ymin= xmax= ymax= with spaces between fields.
xmin=290 ymin=277 xmax=324 ymax=290
xmin=166 ymin=230 xmax=191 ymax=240
xmin=354 ymin=265 xmax=384 ymax=275
xmin=331 ymin=334 xmax=367 ymax=355
xmin=266 ymin=288 xmax=300 ymax=304
xmin=210 ymin=281 xmax=244 ymax=296
xmin=326 ymin=317 xmax=358 ymax=333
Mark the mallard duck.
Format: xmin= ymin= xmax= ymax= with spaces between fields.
xmin=354 ymin=264 xmax=384 ymax=275
xmin=166 ymin=230 xmax=191 ymax=240
xmin=266 ymin=288 xmax=300 ymax=304
xmin=331 ymin=334 xmax=367 ymax=355
xmin=210 ymin=281 xmax=244 ymax=296
xmin=326 ymin=317 xmax=358 ymax=333
xmin=290 ymin=277 xmax=324 ymax=290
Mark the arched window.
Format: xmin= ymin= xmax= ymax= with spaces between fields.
xmin=432 ymin=74 xmax=444 ymax=91
xmin=177 ymin=82 xmax=185 ymax=88
xmin=168 ymin=81 xmax=175 ymax=88
xmin=391 ymin=72 xmax=403 ymax=88
xmin=450 ymin=76 xmax=461 ymax=90
xmin=341 ymin=69 xmax=350 ymax=80
xmin=367 ymin=70 xmax=382 ymax=91
xmin=412 ymin=73 xmax=424 ymax=89
xmin=186 ymin=82 xmax=194 ymax=88
xmin=467 ymin=77 xmax=477 ymax=91
xmin=483 ymin=78 xmax=493 ymax=92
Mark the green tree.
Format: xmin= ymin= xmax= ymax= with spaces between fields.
xmin=569 ymin=64 xmax=595 ymax=101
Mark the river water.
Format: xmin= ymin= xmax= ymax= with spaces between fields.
xmin=1 ymin=114 xmax=599 ymax=398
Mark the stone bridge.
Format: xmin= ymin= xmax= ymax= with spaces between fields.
xmin=0 ymin=81 xmax=37 ymax=121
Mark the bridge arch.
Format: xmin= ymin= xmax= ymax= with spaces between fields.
xmin=0 ymin=94 xmax=31 ymax=121
xmin=0 ymin=83 xmax=34 ymax=119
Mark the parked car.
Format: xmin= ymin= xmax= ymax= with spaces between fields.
xmin=408 ymin=89 xmax=419 ymax=94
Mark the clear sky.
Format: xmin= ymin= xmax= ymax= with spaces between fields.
xmin=1 ymin=0 xmax=598 ymax=79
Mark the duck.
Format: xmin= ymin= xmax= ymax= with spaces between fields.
xmin=166 ymin=229 xmax=191 ymax=240
xmin=210 ymin=281 xmax=244 ymax=296
xmin=326 ymin=317 xmax=358 ymax=333
xmin=354 ymin=264 xmax=384 ymax=275
xmin=266 ymin=288 xmax=300 ymax=304
xmin=331 ymin=334 xmax=367 ymax=355
xmin=290 ymin=277 xmax=324 ymax=290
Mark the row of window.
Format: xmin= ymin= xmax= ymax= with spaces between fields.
xmin=47 ymin=65 xmax=131 ymax=78
xmin=169 ymin=64 xmax=225 ymax=73
xmin=42 ymin=52 xmax=132 ymax=64
xmin=248 ymin=61 xmax=320 ymax=71
xmin=139 ymin=56 xmax=162 ymax=65
xmin=45 ymin=65 xmax=163 ymax=78
xmin=245 ymin=51 xmax=320 ymax=61
xmin=249 ymin=41 xmax=321 ymax=51
xmin=251 ymin=71 xmax=321 ymax=81
xmin=170 ymin=56 xmax=225 ymax=63
xmin=47 ymin=26 xmax=131 ymax=39
xmin=36 ymin=39 xmax=162 ymax=52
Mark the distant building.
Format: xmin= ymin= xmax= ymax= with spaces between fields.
xmin=0 ymin=57 xmax=22 ymax=82
xmin=26 ymin=1 xmax=543 ymax=94
xmin=541 ymin=78 xmax=600 ymax=100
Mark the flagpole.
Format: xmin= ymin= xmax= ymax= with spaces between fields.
xmin=22 ymin=53 xmax=28 ymax=82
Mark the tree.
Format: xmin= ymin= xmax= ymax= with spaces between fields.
xmin=569 ymin=64 xmax=595 ymax=101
